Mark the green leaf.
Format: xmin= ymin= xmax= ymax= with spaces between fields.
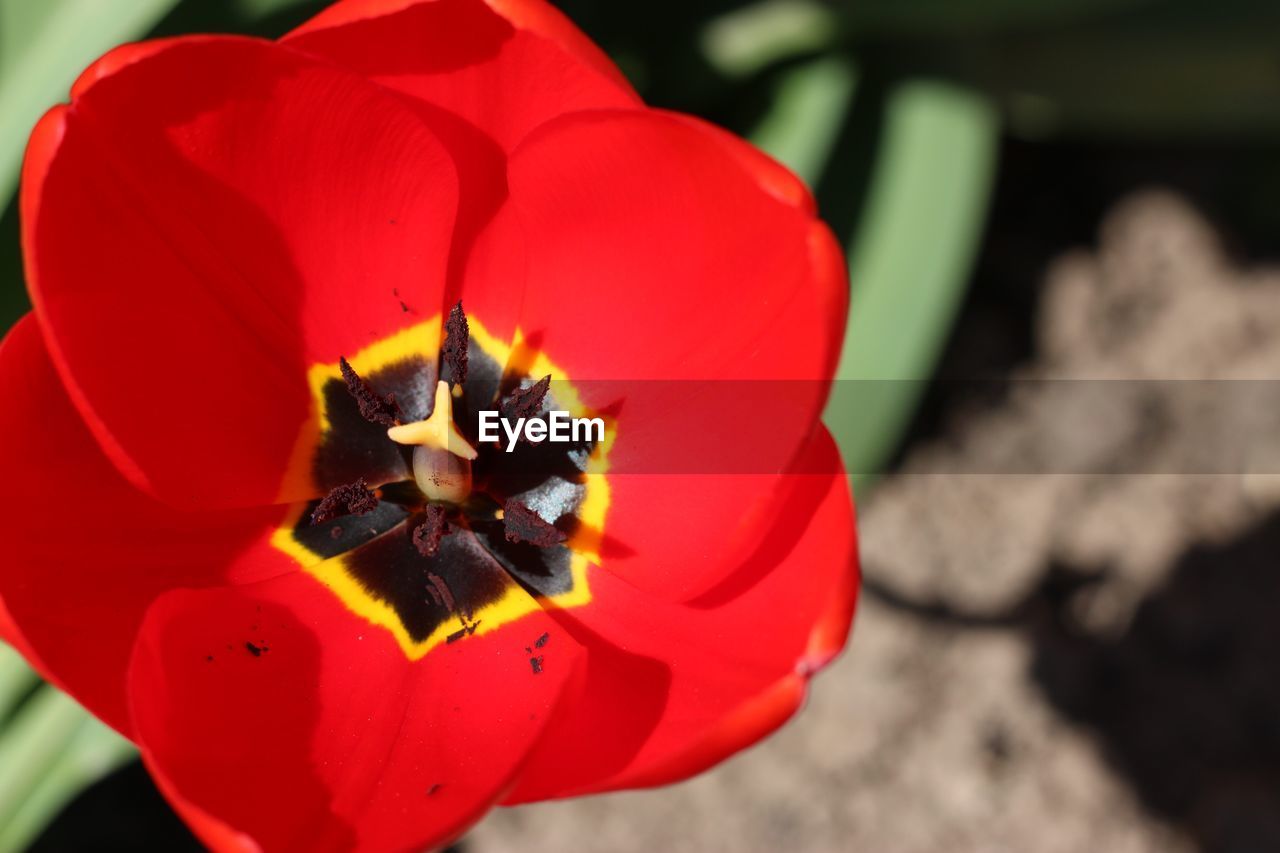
xmin=0 ymin=648 xmax=137 ymax=852
xmin=0 ymin=681 xmax=126 ymax=836
xmin=823 ymin=81 xmax=998 ymax=496
xmin=750 ymin=56 xmax=859 ymax=188
xmin=0 ymin=703 xmax=134 ymax=853
xmin=0 ymin=645 xmax=37 ymax=725
xmin=702 ymin=0 xmax=839 ymax=78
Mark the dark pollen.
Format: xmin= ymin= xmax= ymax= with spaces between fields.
xmin=426 ymin=572 xmax=456 ymax=612
xmin=535 ymin=632 xmax=550 ymax=649
xmin=443 ymin=300 xmax=469 ymax=385
xmin=413 ymin=506 xmax=450 ymax=557
xmin=311 ymin=479 xmax=378 ymax=524
xmin=339 ymin=356 xmax=400 ymax=427
xmin=245 ymin=642 xmax=267 ymax=657
xmin=501 ymin=374 xmax=552 ymax=421
xmin=503 ymin=500 xmax=567 ymax=547
xmin=530 ymin=656 xmax=544 ymax=675
xmin=446 ymin=618 xmax=481 ymax=644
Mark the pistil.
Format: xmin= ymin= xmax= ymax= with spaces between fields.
xmin=388 ymin=380 xmax=476 ymax=503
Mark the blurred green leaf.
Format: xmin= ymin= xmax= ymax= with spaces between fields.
xmin=750 ymin=56 xmax=858 ymax=187
xmin=0 ymin=681 xmax=125 ymax=836
xmin=702 ymin=0 xmax=839 ymax=78
xmin=0 ymin=701 xmax=133 ymax=853
xmin=824 ymin=81 xmax=998 ymax=495
xmin=0 ymin=645 xmax=36 ymax=725
xmin=0 ymin=648 xmax=137 ymax=852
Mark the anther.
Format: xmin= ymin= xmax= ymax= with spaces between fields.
xmin=339 ymin=357 xmax=401 ymax=427
xmin=311 ymin=479 xmax=378 ymax=524
xmin=413 ymin=505 xmax=450 ymax=557
xmin=442 ymin=300 xmax=469 ymax=386
xmin=501 ymin=375 xmax=551 ymax=421
xmin=502 ymin=499 xmax=566 ymax=547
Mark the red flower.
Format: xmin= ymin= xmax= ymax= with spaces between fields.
xmin=0 ymin=1 xmax=858 ymax=850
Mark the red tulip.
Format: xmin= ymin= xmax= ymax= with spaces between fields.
xmin=0 ymin=0 xmax=858 ymax=850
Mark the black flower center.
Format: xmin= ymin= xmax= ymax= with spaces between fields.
xmin=281 ymin=303 xmax=602 ymax=650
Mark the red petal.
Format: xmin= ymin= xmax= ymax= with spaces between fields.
xmin=147 ymin=776 xmax=263 ymax=853
xmin=505 ymin=429 xmax=858 ymax=800
xmin=506 ymin=109 xmax=843 ymax=378
xmin=128 ymin=571 xmax=585 ymax=852
xmin=22 ymin=37 xmax=459 ymax=508
xmin=0 ymin=315 xmax=288 ymax=735
xmin=499 ymin=109 xmax=847 ymax=598
xmin=664 ymin=112 xmax=818 ymax=214
xmin=284 ymin=0 xmax=638 ymax=152
xmin=283 ymin=0 xmax=639 ymax=344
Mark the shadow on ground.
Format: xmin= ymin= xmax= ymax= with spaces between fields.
xmin=1028 ymin=511 xmax=1280 ymax=853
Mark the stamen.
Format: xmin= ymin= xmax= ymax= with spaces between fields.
xmin=442 ymin=300 xmax=469 ymax=386
xmin=339 ymin=357 xmax=400 ymax=427
xmin=413 ymin=506 xmax=450 ymax=557
xmin=503 ymin=499 xmax=566 ymax=547
xmin=501 ymin=374 xmax=551 ymax=421
xmin=311 ymin=479 xmax=378 ymax=524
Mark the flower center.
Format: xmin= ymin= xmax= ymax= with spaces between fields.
xmin=319 ymin=302 xmax=567 ymax=557
xmin=270 ymin=301 xmax=607 ymax=660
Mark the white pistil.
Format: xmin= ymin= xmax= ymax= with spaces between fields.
xmin=388 ymin=380 xmax=476 ymax=503
xmin=387 ymin=380 xmax=477 ymax=460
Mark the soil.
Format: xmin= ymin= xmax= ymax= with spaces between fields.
xmin=465 ymin=193 xmax=1280 ymax=853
